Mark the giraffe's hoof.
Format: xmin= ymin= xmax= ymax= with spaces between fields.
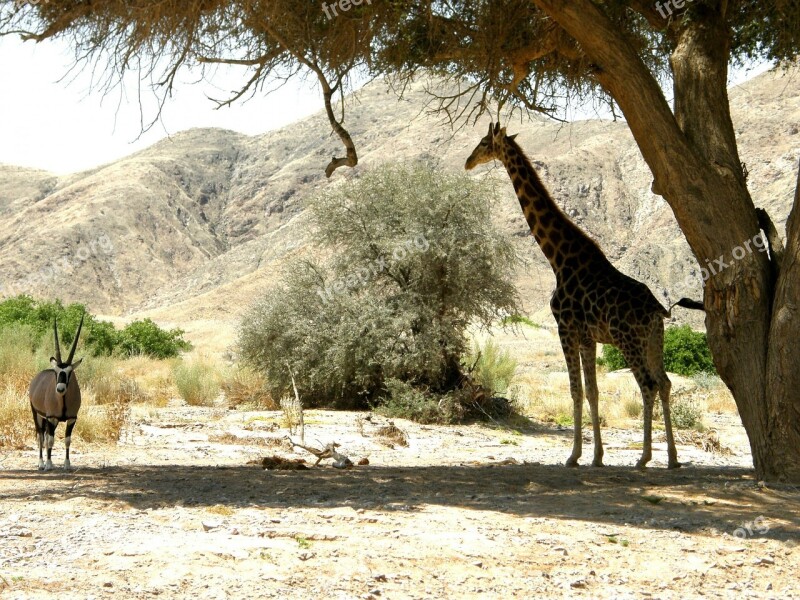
xmin=592 ymin=459 xmax=605 ymax=468
xmin=37 ymin=461 xmax=45 ymax=471
xmin=565 ymin=457 xmax=580 ymax=468
xmin=668 ymin=460 xmax=682 ymax=470
xmin=43 ymin=461 xmax=54 ymax=472
xmin=63 ymin=461 xmax=72 ymax=471
xmin=635 ymin=460 xmax=650 ymax=470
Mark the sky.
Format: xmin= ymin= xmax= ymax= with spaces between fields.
xmin=0 ymin=35 xmax=773 ymax=175
xmin=0 ymin=36 xmax=324 ymax=174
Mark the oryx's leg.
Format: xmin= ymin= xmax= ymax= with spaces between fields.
xmin=32 ymin=407 xmax=45 ymax=470
xmin=44 ymin=417 xmax=58 ymax=471
xmin=64 ymin=418 xmax=77 ymax=470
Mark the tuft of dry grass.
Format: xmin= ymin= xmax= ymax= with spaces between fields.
xmin=208 ymin=432 xmax=289 ymax=448
xmin=74 ymin=399 xmax=130 ymax=443
xmin=173 ymin=355 xmax=222 ymax=406
xmin=376 ymin=421 xmax=409 ymax=447
xmin=222 ymin=367 xmax=276 ymax=409
xmin=206 ymin=504 xmax=234 ymax=516
xmin=0 ymin=384 xmax=32 ymax=449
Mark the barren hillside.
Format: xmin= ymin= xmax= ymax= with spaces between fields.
xmin=0 ymin=67 xmax=797 ymax=351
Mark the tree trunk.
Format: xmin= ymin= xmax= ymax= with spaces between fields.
xmin=765 ymin=164 xmax=800 ymax=481
xmin=531 ymin=0 xmax=800 ymax=481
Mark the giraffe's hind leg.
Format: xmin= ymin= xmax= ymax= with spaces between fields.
xmin=648 ymin=323 xmax=680 ymax=468
xmin=559 ymin=328 xmax=584 ymax=468
xmin=580 ymin=342 xmax=604 ymax=467
xmin=630 ymin=364 xmax=659 ymax=469
xmin=619 ymin=339 xmax=659 ymax=469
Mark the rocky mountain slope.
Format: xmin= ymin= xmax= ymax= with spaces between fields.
xmin=0 ymin=67 xmax=797 ymax=350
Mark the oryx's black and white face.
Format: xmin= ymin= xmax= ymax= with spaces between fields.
xmin=50 ymin=316 xmax=84 ymax=396
xmin=49 ymin=360 xmax=82 ymax=396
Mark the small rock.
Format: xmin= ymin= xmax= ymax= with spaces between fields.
xmin=202 ymin=521 xmax=221 ymax=532
xmin=554 ymin=547 xmax=568 ymax=556
xmin=754 ymin=556 xmax=775 ymax=565
xmin=103 ymin=582 xmax=113 ymax=588
xmin=358 ymin=458 xmax=370 ymax=466
xmin=570 ymin=579 xmax=587 ymax=589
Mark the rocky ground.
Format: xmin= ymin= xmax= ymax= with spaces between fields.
xmin=1 ymin=407 xmax=798 ymax=599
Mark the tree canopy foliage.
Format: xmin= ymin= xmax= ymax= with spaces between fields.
xmin=3 ymin=1 xmax=797 ymax=172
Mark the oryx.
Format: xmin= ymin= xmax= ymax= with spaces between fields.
xmin=29 ymin=315 xmax=84 ymax=471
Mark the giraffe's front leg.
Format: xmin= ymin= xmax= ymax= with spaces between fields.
xmin=580 ymin=343 xmax=604 ymax=467
xmin=560 ymin=333 xmax=584 ymax=468
xmin=632 ymin=368 xmax=657 ymax=469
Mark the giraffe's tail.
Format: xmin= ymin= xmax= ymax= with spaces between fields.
xmin=668 ymin=297 xmax=705 ymax=317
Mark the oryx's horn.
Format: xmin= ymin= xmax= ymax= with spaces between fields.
xmin=66 ymin=313 xmax=84 ymax=364
xmin=53 ymin=319 xmax=63 ymax=364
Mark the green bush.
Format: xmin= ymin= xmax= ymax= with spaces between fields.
xmin=464 ymin=339 xmax=517 ymax=396
xmin=598 ymin=325 xmax=716 ymax=376
xmin=117 ymin=319 xmax=191 ymax=359
xmin=669 ymin=396 xmax=704 ymax=430
xmin=376 ymin=378 xmax=467 ymax=424
xmin=0 ymin=296 xmax=191 ymax=359
xmin=500 ymin=314 xmax=541 ymax=328
xmin=239 ymin=163 xmax=521 ymax=413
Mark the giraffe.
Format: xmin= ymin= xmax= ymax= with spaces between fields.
xmin=466 ymin=122 xmax=701 ymax=469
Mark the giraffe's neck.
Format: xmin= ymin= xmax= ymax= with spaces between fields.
xmin=500 ymin=140 xmax=598 ymax=276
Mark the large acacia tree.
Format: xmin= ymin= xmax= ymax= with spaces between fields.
xmin=2 ymin=0 xmax=799 ymax=481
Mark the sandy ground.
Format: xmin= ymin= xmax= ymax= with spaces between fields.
xmin=1 ymin=406 xmax=798 ymax=600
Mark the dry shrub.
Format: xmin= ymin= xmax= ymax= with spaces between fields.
xmin=222 ymin=367 xmax=276 ymax=409
xmin=0 ymin=326 xmax=38 ymax=392
xmin=173 ymin=355 xmax=222 ymax=406
xmin=0 ymin=384 xmax=31 ymax=449
xmin=209 ymin=432 xmax=289 ymax=448
xmin=74 ymin=399 xmax=131 ymax=443
xmin=376 ymin=421 xmax=408 ymax=447
xmin=673 ymin=429 xmax=733 ymax=455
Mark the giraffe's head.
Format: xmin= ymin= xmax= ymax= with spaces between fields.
xmin=465 ymin=122 xmax=517 ymax=170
